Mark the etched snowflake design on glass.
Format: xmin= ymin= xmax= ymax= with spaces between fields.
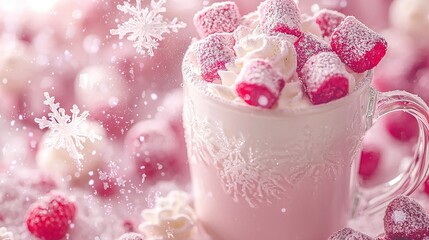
xmin=184 ymin=95 xmax=365 ymax=208
xmin=35 ymin=92 xmax=102 ymax=169
xmin=110 ymin=0 xmax=186 ymax=57
xmin=281 ymin=128 xmax=345 ymax=185
xmin=183 ymin=97 xmax=217 ymax=166
xmin=184 ymin=97 xmax=290 ymax=208
xmin=282 ymin=112 xmax=363 ymax=185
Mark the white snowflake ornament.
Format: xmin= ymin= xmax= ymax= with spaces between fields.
xmin=110 ymin=0 xmax=186 ymax=57
xmin=35 ymin=92 xmax=102 ymax=170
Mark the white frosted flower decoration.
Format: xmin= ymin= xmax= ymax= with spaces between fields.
xmin=0 ymin=227 xmax=13 ymax=240
xmin=139 ymin=191 xmax=196 ymax=240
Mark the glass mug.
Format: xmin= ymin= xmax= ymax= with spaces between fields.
xmin=182 ymin=50 xmax=429 ymax=240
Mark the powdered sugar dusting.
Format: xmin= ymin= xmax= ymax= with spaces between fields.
xmin=331 ymin=16 xmax=387 ymax=73
xmin=194 ymin=1 xmax=241 ymax=37
xmin=301 ymin=52 xmax=350 ymax=91
xmin=237 ymin=59 xmax=284 ymax=94
xmin=294 ymin=32 xmax=331 ymax=73
xmin=315 ymin=9 xmax=345 ymax=38
xmin=301 ymin=52 xmax=351 ymax=105
xmin=328 ymin=227 xmax=373 ymax=240
xmin=258 ymin=0 xmax=302 ymax=37
xmin=195 ymin=33 xmax=236 ymax=82
xmin=392 ymin=210 xmax=407 ymax=224
xmin=189 ymin=0 xmax=385 ymax=108
xmin=235 ymin=59 xmax=285 ymax=109
xmin=384 ymin=195 xmax=429 ymax=239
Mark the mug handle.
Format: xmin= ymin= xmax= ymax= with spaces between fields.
xmin=353 ymin=88 xmax=429 ymax=216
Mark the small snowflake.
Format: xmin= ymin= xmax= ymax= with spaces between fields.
xmin=110 ymin=0 xmax=186 ymax=57
xmin=35 ymin=92 xmax=102 ymax=169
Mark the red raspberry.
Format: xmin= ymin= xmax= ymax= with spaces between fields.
xmin=328 ymin=228 xmax=373 ymax=240
xmin=384 ymin=112 xmax=418 ymax=142
xmin=294 ymin=32 xmax=332 ymax=74
xmin=193 ymin=2 xmax=241 ymax=38
xmin=258 ymin=0 xmax=301 ymax=37
xmin=117 ymin=232 xmax=144 ymax=240
xmin=236 ymin=59 xmax=285 ymax=109
xmin=384 ymin=195 xmax=429 ymax=240
xmin=194 ymin=33 xmax=235 ymax=82
xmin=300 ymin=52 xmax=350 ymax=105
xmin=315 ymin=9 xmax=345 ymax=38
xmin=358 ymin=143 xmax=381 ymax=179
xmin=26 ymin=194 xmax=76 ymax=240
xmin=331 ymin=16 xmax=387 ymax=73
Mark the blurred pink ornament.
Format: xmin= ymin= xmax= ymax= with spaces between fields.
xmin=341 ymin=0 xmax=392 ymax=30
xmin=89 ymin=102 xmax=135 ymax=140
xmin=75 ymin=65 xmax=130 ymax=112
xmin=389 ymin=0 xmax=429 ymax=49
xmin=36 ymin=121 xmax=108 ymax=186
xmin=0 ymin=37 xmax=40 ymax=93
xmin=156 ymin=89 xmax=184 ymax=138
xmin=373 ymin=30 xmax=419 ymax=93
xmin=124 ymin=119 xmax=183 ymax=182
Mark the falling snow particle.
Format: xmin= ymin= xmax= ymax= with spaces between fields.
xmin=110 ymin=0 xmax=186 ymax=57
xmin=34 ymin=92 xmax=102 ymax=170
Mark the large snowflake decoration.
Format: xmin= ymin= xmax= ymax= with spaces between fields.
xmin=35 ymin=92 xmax=102 ymax=169
xmin=110 ymin=0 xmax=186 ymax=57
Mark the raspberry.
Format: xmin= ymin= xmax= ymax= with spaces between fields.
xmin=358 ymin=143 xmax=381 ymax=179
xmin=26 ymin=194 xmax=76 ymax=240
xmin=194 ymin=33 xmax=235 ymax=82
xmin=331 ymin=16 xmax=387 ymax=73
xmin=258 ymin=0 xmax=301 ymax=37
xmin=384 ymin=195 xmax=429 ymax=240
xmin=294 ymin=32 xmax=332 ymax=74
xmin=328 ymin=228 xmax=373 ymax=240
xmin=236 ymin=59 xmax=285 ymax=109
xmin=117 ymin=232 xmax=144 ymax=240
xmin=300 ymin=52 xmax=350 ymax=105
xmin=315 ymin=9 xmax=345 ymax=38
xmin=193 ymin=2 xmax=241 ymax=38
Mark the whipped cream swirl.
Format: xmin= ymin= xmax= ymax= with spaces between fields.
xmin=207 ymin=15 xmax=312 ymax=109
xmin=139 ymin=191 xmax=197 ymax=240
xmin=0 ymin=228 xmax=13 ymax=240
